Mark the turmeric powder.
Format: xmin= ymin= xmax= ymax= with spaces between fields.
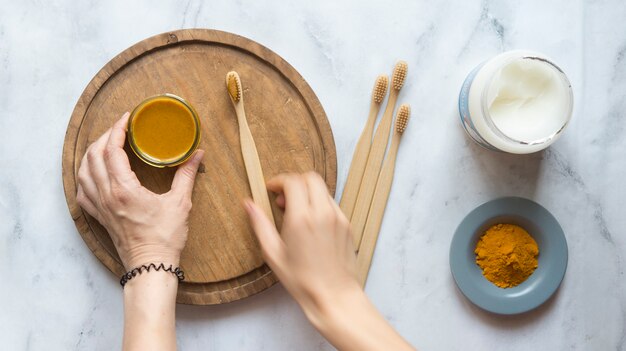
xmin=475 ymin=224 xmax=539 ymax=288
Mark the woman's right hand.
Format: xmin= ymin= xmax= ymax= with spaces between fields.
xmin=243 ymin=172 xmax=359 ymax=316
xmin=244 ymin=172 xmax=415 ymax=351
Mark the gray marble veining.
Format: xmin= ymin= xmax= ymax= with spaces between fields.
xmin=0 ymin=0 xmax=625 ymax=350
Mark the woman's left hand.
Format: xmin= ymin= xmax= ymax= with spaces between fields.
xmin=76 ymin=112 xmax=204 ymax=270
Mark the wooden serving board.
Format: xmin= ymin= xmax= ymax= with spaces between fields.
xmin=62 ymin=29 xmax=336 ymax=304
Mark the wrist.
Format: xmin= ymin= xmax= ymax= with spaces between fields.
xmin=299 ymin=283 xmax=416 ymax=351
xmin=301 ymin=281 xmax=367 ymax=332
xmin=123 ymin=269 xmax=179 ymax=306
xmin=121 ymin=262 xmax=184 ymax=288
xmin=122 ymin=269 xmax=179 ymax=350
xmin=123 ymin=268 xmax=179 ymax=290
xmin=123 ymin=250 xmax=181 ymax=271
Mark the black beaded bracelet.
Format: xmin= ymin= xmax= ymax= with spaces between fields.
xmin=120 ymin=263 xmax=185 ymax=287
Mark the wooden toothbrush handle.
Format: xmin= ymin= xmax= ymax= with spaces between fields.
xmin=350 ymin=92 xmax=398 ymax=248
xmin=237 ymin=106 xmax=276 ymax=226
xmin=339 ymin=103 xmax=378 ymax=220
xmin=356 ymin=137 xmax=399 ymax=286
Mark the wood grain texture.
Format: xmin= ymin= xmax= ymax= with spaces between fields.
xmin=62 ymin=29 xmax=336 ymax=305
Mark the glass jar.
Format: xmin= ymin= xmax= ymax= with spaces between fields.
xmin=459 ymin=50 xmax=573 ymax=154
xmin=127 ymin=94 xmax=201 ymax=167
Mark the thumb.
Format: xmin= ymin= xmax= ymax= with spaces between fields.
xmin=243 ymin=199 xmax=285 ymax=267
xmin=171 ymin=150 xmax=204 ymax=198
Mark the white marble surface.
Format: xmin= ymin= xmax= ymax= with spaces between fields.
xmin=1 ymin=0 xmax=625 ymax=350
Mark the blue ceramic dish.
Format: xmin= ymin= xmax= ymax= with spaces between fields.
xmin=450 ymin=197 xmax=568 ymax=314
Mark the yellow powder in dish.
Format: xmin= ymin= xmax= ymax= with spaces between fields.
xmin=475 ymin=224 xmax=539 ymax=288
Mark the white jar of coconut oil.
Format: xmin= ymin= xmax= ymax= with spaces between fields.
xmin=459 ymin=50 xmax=573 ymax=154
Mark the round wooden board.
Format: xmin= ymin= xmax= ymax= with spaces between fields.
xmin=62 ymin=29 xmax=336 ymax=305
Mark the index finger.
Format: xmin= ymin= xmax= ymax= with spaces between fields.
xmin=266 ymin=173 xmax=309 ymax=212
xmin=104 ymin=112 xmax=135 ymax=182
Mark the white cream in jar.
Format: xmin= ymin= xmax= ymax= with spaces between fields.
xmin=459 ymin=51 xmax=573 ymax=153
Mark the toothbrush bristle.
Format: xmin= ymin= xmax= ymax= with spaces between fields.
xmin=373 ymin=75 xmax=389 ymax=103
xmin=395 ymin=104 xmax=410 ymax=133
xmin=392 ymin=61 xmax=408 ymax=90
xmin=226 ymin=71 xmax=242 ymax=102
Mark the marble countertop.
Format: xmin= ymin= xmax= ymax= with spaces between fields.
xmin=1 ymin=0 xmax=625 ymax=350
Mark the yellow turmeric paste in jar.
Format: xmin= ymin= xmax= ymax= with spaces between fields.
xmin=128 ymin=94 xmax=200 ymax=167
xmin=475 ymin=224 xmax=539 ymax=288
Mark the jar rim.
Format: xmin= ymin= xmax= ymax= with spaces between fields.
xmin=127 ymin=93 xmax=202 ymax=168
xmin=479 ymin=55 xmax=574 ymax=147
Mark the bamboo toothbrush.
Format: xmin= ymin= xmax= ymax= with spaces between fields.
xmin=226 ymin=71 xmax=275 ymax=226
xmin=339 ymin=75 xmax=389 ymax=220
xmin=350 ymin=61 xmax=408 ymax=249
xmin=356 ymin=104 xmax=410 ymax=286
